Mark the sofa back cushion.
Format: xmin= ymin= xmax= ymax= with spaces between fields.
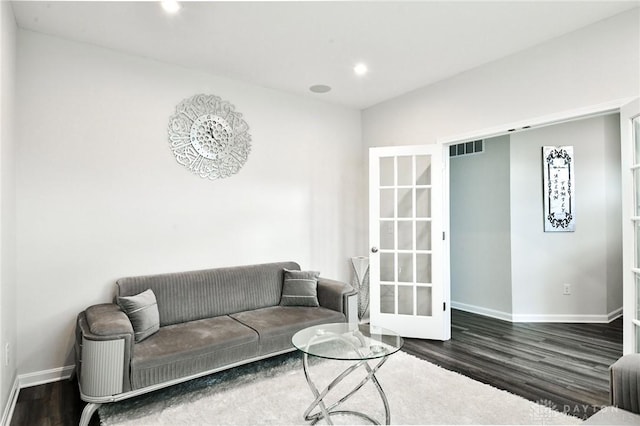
xmin=116 ymin=262 xmax=300 ymax=327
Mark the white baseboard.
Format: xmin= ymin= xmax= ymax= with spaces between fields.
xmin=0 ymin=365 xmax=76 ymax=425
xmin=511 ymin=313 xmax=612 ymax=323
xmin=18 ymin=365 xmax=75 ymax=389
xmin=608 ymin=307 xmax=623 ymax=322
xmin=452 ymin=301 xmax=623 ymax=323
xmin=451 ymin=301 xmax=513 ymax=322
xmin=1 ymin=375 xmax=19 ymax=426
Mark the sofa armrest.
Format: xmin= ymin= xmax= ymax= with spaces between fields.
xmin=76 ymin=304 xmax=135 ymax=395
xmin=611 ymin=353 xmax=640 ymax=414
xmin=317 ymin=277 xmax=357 ymax=320
xmin=84 ymin=303 xmax=133 ymax=336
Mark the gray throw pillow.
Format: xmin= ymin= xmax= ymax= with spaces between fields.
xmin=116 ymin=288 xmax=160 ymax=343
xmin=280 ymin=269 xmax=320 ymax=307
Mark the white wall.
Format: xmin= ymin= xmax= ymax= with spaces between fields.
xmin=0 ymin=0 xmax=18 ymax=418
xmin=362 ymin=8 xmax=639 ymax=148
xmin=450 ymin=136 xmax=512 ymax=316
xmin=15 ymin=30 xmax=363 ymax=375
xmin=510 ymin=115 xmax=621 ymax=320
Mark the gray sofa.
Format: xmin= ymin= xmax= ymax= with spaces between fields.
xmin=74 ymin=261 xmax=356 ymax=426
xmin=584 ymin=353 xmax=640 ymax=425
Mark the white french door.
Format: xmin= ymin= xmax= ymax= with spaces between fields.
xmin=369 ymin=145 xmax=449 ymax=340
xmin=621 ymin=98 xmax=640 ymax=354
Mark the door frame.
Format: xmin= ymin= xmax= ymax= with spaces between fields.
xmin=620 ymin=98 xmax=640 ymax=354
xmin=436 ymin=96 xmax=637 ymax=343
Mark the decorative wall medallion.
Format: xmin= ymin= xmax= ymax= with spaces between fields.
xmin=168 ymin=94 xmax=251 ymax=179
xmin=543 ymin=146 xmax=575 ymax=232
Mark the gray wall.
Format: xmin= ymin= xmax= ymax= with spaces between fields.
xmin=605 ymin=116 xmax=624 ymax=315
xmin=450 ymin=136 xmax=512 ymax=316
xmin=510 ymin=114 xmax=622 ymax=320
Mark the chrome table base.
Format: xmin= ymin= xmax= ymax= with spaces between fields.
xmin=301 ymin=353 xmax=390 ymax=425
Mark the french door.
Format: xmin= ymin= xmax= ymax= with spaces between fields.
xmin=622 ymin=98 xmax=640 ymax=354
xmin=369 ymin=145 xmax=449 ymax=340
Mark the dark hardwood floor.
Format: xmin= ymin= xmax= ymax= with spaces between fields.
xmin=9 ymin=376 xmax=98 ymax=426
xmin=10 ymin=309 xmax=622 ymax=425
xmin=403 ymin=309 xmax=623 ymax=420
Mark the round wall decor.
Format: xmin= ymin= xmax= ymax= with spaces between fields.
xmin=168 ymin=94 xmax=252 ymax=179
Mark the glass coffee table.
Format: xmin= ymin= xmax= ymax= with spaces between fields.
xmin=292 ymin=323 xmax=403 ymax=425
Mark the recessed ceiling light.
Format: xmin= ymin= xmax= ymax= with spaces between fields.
xmin=161 ymin=1 xmax=181 ymax=14
xmin=354 ymin=63 xmax=368 ymax=76
xmin=310 ymin=85 xmax=331 ymax=94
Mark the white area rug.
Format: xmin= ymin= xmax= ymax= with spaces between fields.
xmin=99 ymin=351 xmax=581 ymax=425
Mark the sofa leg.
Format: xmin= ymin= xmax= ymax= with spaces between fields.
xmin=79 ymin=402 xmax=101 ymax=426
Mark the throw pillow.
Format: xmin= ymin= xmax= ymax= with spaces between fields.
xmin=280 ymin=269 xmax=320 ymax=307
xmin=116 ymin=288 xmax=160 ymax=343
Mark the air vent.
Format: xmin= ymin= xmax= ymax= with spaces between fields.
xmin=449 ymin=140 xmax=484 ymax=158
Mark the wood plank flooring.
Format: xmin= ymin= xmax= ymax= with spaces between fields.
xmin=403 ymin=309 xmax=623 ymax=420
xmin=10 ymin=309 xmax=622 ymax=425
xmin=9 ymin=376 xmax=97 ymax=426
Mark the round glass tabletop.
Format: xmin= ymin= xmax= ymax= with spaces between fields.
xmin=292 ymin=323 xmax=404 ymax=361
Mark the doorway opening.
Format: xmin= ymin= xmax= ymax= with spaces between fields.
xmin=448 ymin=113 xmax=623 ymax=323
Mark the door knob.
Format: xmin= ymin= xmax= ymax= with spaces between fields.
xmin=371 ymin=247 xmax=379 ymax=253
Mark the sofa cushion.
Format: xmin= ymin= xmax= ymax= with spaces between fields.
xmin=280 ymin=269 xmax=320 ymax=307
xmin=116 ymin=289 xmax=160 ymax=342
xmin=130 ymin=315 xmax=259 ymax=389
xmin=116 ymin=262 xmax=300 ymax=327
xmin=230 ymin=306 xmax=345 ymax=355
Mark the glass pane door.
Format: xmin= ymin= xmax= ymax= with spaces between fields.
xmin=623 ymin=98 xmax=640 ymax=355
xmin=632 ymin=115 xmax=640 ymax=352
xmin=377 ymin=155 xmax=433 ymax=318
xmin=369 ymin=145 xmax=446 ymax=340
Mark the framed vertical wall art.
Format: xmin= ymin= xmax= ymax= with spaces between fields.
xmin=543 ymin=146 xmax=575 ymax=232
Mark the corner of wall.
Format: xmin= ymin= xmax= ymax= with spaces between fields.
xmin=0 ymin=0 xmax=19 ymax=421
xmin=0 ymin=374 xmax=18 ymax=426
xmin=604 ymin=113 xmax=623 ymax=316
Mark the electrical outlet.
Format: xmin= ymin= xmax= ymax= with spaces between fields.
xmin=4 ymin=342 xmax=9 ymax=367
xmin=563 ymin=283 xmax=571 ymax=295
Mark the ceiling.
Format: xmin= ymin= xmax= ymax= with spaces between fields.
xmin=10 ymin=1 xmax=640 ymax=109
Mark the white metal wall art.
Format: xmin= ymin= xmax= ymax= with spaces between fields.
xmin=168 ymin=94 xmax=251 ymax=179
xmin=543 ymin=146 xmax=575 ymax=232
